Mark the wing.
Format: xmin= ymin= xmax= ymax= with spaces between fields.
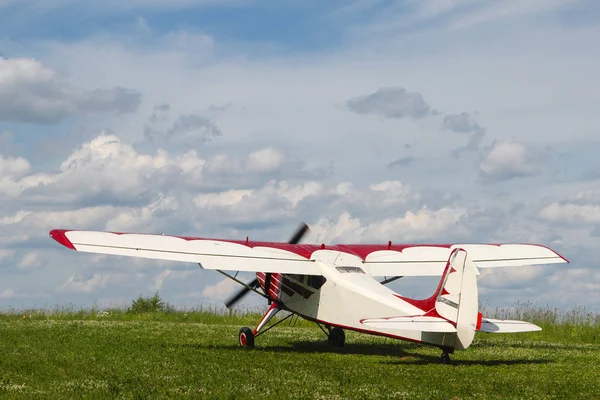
xmin=50 ymin=230 xmax=321 ymax=275
xmin=50 ymin=230 xmax=567 ymax=277
xmin=358 ymin=244 xmax=568 ymax=277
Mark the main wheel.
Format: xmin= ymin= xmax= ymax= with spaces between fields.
xmin=239 ymin=327 xmax=255 ymax=348
xmin=328 ymin=327 xmax=345 ymax=347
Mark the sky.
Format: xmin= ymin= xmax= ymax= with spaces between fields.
xmin=0 ymin=0 xmax=599 ymax=312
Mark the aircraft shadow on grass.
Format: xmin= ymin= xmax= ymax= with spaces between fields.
xmin=473 ymin=340 xmax=595 ymax=352
xmin=171 ymin=341 xmax=552 ymax=366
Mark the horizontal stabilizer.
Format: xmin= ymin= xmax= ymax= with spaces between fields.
xmin=360 ymin=316 xmax=457 ymax=333
xmin=478 ymin=318 xmax=541 ymax=333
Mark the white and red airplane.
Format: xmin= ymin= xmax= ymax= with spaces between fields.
xmin=49 ymin=223 xmax=568 ymax=363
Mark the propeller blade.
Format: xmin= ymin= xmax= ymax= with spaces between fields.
xmin=224 ymin=223 xmax=310 ymax=309
xmin=225 ymin=278 xmax=258 ymax=309
xmin=288 ymin=222 xmax=309 ymax=245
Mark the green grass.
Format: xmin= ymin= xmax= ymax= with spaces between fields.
xmin=0 ymin=307 xmax=598 ymax=399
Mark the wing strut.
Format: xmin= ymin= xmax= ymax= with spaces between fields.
xmin=380 ymin=276 xmax=403 ymax=285
xmin=213 ymin=268 xmax=268 ymax=302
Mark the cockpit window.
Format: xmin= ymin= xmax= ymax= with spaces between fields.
xmin=335 ymin=266 xmax=365 ymax=274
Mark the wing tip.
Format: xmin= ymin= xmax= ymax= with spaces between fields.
xmin=49 ymin=229 xmax=76 ymax=250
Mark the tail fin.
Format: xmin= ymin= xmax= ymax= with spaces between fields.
xmin=442 ymin=248 xmax=481 ymax=350
xmin=431 ymin=248 xmax=479 ymax=350
xmin=384 ymin=248 xmax=480 ymax=349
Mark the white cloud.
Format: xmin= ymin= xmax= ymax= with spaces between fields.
xmin=479 ymin=140 xmax=536 ymax=182
xmin=201 ymin=278 xmax=238 ymax=301
xmin=540 ymin=203 xmax=600 ymax=225
xmin=0 ymin=211 xmax=32 ymax=226
xmin=151 ymin=268 xmax=194 ymax=291
xmin=3 ymin=133 xmax=305 ymax=205
xmin=0 ymin=57 xmax=141 ymax=124
xmin=0 ymin=289 xmax=15 ymax=299
xmin=246 ymin=148 xmax=285 ymax=173
xmin=60 ymin=274 xmax=109 ymax=293
xmin=311 ymin=207 xmax=465 ymax=244
xmin=194 ymin=189 xmax=253 ymax=209
xmin=479 ymin=265 xmax=547 ymax=289
xmin=19 ymin=251 xmax=40 ymax=270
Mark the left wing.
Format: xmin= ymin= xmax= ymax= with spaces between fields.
xmin=50 ymin=230 xmax=321 ymax=275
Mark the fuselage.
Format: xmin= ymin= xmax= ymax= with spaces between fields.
xmin=257 ymin=249 xmax=454 ymax=347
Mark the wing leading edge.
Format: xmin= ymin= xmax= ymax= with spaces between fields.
xmin=362 ymin=244 xmax=568 ymax=277
xmin=50 ymin=230 xmax=567 ymax=276
xmin=49 ymin=230 xmax=321 ymax=275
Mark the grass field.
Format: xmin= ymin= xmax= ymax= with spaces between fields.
xmin=0 ymin=306 xmax=598 ymax=399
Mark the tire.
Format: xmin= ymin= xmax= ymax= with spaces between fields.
xmin=328 ymin=327 xmax=345 ymax=347
xmin=239 ymin=327 xmax=255 ymax=348
xmin=441 ymin=352 xmax=451 ymax=364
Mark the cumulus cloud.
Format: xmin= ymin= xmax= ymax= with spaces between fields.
xmin=201 ymin=278 xmax=238 ymax=301
xmin=152 ymin=268 xmax=194 ymax=290
xmin=539 ymin=190 xmax=600 ymax=226
xmin=60 ymin=274 xmax=109 ymax=293
xmin=479 ymin=139 xmax=536 ymax=182
xmin=479 ymin=265 xmax=547 ymax=289
xmin=191 ymin=179 xmax=424 ymax=231
xmin=2 ymin=133 xmax=301 ymax=206
xmin=346 ymin=87 xmax=436 ymax=119
xmin=0 ymin=57 xmax=141 ymax=124
xmin=311 ymin=207 xmax=465 ymax=244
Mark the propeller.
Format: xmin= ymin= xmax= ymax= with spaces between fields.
xmin=224 ymin=222 xmax=310 ymax=309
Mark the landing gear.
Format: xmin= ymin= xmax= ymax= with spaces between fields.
xmin=440 ymin=351 xmax=451 ymax=364
xmin=239 ymin=327 xmax=254 ymax=348
xmin=237 ymin=303 xmax=295 ymax=348
xmin=328 ymin=327 xmax=345 ymax=347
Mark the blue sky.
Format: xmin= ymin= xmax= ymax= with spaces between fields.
xmin=1 ymin=0 xmax=599 ymax=311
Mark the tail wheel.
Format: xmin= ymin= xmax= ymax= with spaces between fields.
xmin=328 ymin=327 xmax=345 ymax=347
xmin=441 ymin=352 xmax=451 ymax=364
xmin=239 ymin=327 xmax=255 ymax=348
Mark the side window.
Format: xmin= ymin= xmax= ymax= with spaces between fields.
xmin=307 ymin=275 xmax=326 ymax=290
xmin=288 ymin=274 xmax=307 ymax=285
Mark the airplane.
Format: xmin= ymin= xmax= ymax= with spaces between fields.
xmin=49 ymin=223 xmax=568 ymax=363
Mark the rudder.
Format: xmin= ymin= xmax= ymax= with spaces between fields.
xmin=435 ymin=248 xmax=479 ymax=350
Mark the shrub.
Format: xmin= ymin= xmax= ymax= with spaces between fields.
xmin=128 ymin=292 xmax=167 ymax=314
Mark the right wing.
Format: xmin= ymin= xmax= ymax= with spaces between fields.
xmin=50 ymin=230 xmax=321 ymax=275
xmin=361 ymin=244 xmax=568 ymax=277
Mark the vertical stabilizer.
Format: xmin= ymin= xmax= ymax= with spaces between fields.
xmin=436 ymin=248 xmax=479 ymax=350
